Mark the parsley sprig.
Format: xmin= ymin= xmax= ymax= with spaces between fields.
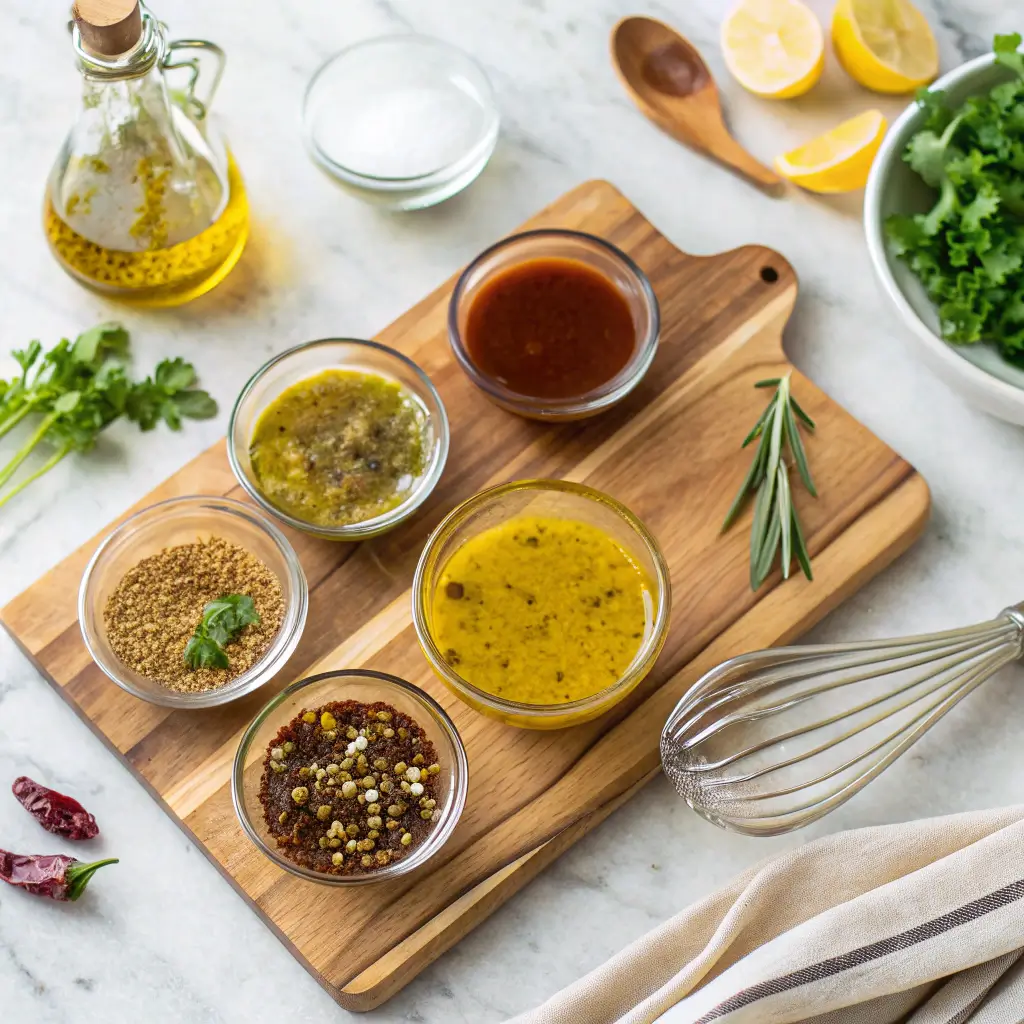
xmin=723 ymin=374 xmax=816 ymax=591
xmin=886 ymin=33 xmax=1024 ymax=360
xmin=0 ymin=324 xmax=217 ymax=510
xmin=184 ymin=594 xmax=261 ymax=670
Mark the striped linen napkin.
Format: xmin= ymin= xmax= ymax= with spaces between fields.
xmin=510 ymin=807 xmax=1024 ymax=1024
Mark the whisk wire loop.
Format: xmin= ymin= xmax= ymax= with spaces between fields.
xmin=661 ymin=607 xmax=1024 ymax=836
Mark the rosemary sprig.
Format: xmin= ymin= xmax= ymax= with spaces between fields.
xmin=723 ymin=373 xmax=816 ymax=591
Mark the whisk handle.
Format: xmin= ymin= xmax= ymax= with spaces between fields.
xmin=1000 ymin=604 xmax=1024 ymax=655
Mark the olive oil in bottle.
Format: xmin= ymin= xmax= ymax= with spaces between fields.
xmin=46 ymin=0 xmax=248 ymax=306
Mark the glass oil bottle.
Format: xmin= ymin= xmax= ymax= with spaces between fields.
xmin=45 ymin=0 xmax=249 ymax=307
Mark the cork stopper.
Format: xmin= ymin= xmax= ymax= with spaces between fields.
xmin=72 ymin=0 xmax=142 ymax=57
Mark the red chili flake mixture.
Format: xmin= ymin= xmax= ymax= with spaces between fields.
xmin=12 ymin=777 xmax=100 ymax=840
xmin=259 ymin=700 xmax=441 ymax=876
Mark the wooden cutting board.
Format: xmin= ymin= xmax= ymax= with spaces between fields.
xmin=0 ymin=181 xmax=929 ymax=1011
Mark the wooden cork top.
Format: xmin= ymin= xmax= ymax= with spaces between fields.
xmin=72 ymin=0 xmax=142 ymax=57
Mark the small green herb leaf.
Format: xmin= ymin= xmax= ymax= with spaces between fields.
xmin=184 ymin=594 xmax=261 ymax=670
xmin=71 ymin=323 xmax=129 ymax=367
xmin=126 ymin=366 xmax=217 ymax=430
xmin=184 ymin=635 xmax=231 ymax=669
xmin=52 ymin=391 xmax=81 ymax=414
xmin=171 ymin=389 xmax=219 ymax=420
xmin=154 ymin=357 xmax=196 ymax=392
xmin=12 ymin=341 xmax=42 ymax=375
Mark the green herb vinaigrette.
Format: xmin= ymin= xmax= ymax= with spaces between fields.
xmin=249 ymin=369 xmax=427 ymax=528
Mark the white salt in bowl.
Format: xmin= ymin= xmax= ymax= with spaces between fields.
xmin=303 ymin=34 xmax=500 ymax=211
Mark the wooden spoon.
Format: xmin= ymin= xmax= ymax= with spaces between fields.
xmin=611 ymin=16 xmax=782 ymax=194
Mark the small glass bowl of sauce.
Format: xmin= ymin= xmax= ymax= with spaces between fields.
xmin=448 ymin=230 xmax=660 ymax=420
xmin=412 ymin=479 xmax=672 ymax=730
xmin=228 ymin=339 xmax=449 ymax=540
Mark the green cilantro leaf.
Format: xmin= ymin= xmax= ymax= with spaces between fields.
xmin=184 ymin=594 xmax=261 ymax=670
xmin=184 ymin=635 xmax=230 ymax=670
xmin=71 ymin=323 xmax=129 ymax=367
xmin=0 ymin=324 xmax=217 ymax=511
xmin=154 ymin=357 xmax=197 ymax=392
xmin=171 ymin=389 xmax=219 ymax=420
xmin=126 ymin=358 xmax=217 ymax=432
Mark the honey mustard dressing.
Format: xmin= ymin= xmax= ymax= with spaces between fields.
xmin=432 ymin=516 xmax=653 ymax=705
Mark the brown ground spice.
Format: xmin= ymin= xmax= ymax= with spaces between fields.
xmin=103 ymin=537 xmax=284 ymax=693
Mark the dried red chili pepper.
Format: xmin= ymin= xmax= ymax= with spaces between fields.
xmin=0 ymin=849 xmax=117 ymax=901
xmin=11 ymin=776 xmax=99 ymax=840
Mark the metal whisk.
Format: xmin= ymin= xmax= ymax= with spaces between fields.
xmin=661 ymin=603 xmax=1024 ymax=836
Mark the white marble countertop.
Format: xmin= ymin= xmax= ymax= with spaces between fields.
xmin=1 ymin=1 xmax=1021 ymax=1020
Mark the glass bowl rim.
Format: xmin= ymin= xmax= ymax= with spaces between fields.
xmin=227 ymin=337 xmax=451 ymax=540
xmin=78 ymin=494 xmax=309 ymax=709
xmin=447 ymin=229 xmax=661 ymax=417
xmin=411 ymin=478 xmax=672 ymax=720
xmin=301 ymin=33 xmax=500 ymax=188
xmin=231 ymin=668 xmax=470 ymax=886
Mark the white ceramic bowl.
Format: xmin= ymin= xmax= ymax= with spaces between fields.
xmin=865 ymin=52 xmax=1024 ymax=425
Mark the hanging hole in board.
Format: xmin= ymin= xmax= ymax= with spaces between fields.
xmin=760 ymin=266 xmax=779 ymax=284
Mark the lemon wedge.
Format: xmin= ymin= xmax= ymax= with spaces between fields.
xmin=774 ymin=110 xmax=888 ymax=192
xmin=721 ymin=0 xmax=825 ymax=99
xmin=832 ymin=0 xmax=938 ymax=93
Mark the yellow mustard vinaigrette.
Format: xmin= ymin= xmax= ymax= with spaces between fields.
xmin=431 ymin=516 xmax=653 ymax=705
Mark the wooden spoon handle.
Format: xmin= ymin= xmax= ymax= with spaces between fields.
xmin=699 ymin=128 xmax=783 ymax=192
xmin=638 ymin=100 xmax=783 ymax=195
xmin=662 ymin=117 xmax=783 ymax=193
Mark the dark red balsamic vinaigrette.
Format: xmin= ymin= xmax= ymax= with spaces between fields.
xmin=463 ymin=257 xmax=638 ymax=400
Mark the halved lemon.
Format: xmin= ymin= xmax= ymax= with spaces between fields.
xmin=774 ymin=109 xmax=888 ymax=192
xmin=832 ymin=0 xmax=938 ymax=93
xmin=721 ymin=0 xmax=825 ymax=99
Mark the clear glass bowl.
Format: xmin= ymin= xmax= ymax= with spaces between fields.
xmin=448 ymin=229 xmax=661 ymax=421
xmin=79 ymin=496 xmax=308 ymax=709
xmin=228 ymin=338 xmax=450 ymax=541
xmin=232 ymin=669 xmax=468 ymax=886
xmin=303 ymin=35 xmax=499 ymax=211
xmin=412 ymin=480 xmax=672 ymax=729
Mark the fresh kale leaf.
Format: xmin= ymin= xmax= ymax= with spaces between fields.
xmin=905 ymin=115 xmax=963 ymax=188
xmin=995 ymin=32 xmax=1024 ymax=77
xmin=885 ymin=32 xmax=1024 ymax=360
